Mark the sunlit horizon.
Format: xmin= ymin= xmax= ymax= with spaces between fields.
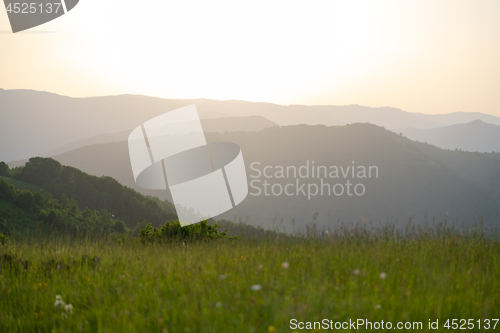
xmin=1 ymin=0 xmax=500 ymax=117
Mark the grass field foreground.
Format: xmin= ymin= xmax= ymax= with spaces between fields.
xmin=1 ymin=225 xmax=499 ymax=332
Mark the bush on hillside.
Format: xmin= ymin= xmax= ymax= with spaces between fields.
xmin=0 ymin=162 xmax=10 ymax=177
xmin=139 ymin=220 xmax=233 ymax=243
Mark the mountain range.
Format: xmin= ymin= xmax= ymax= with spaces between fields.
xmin=2 ymin=88 xmax=500 ymax=162
xmin=399 ymin=120 xmax=500 ymax=153
xmin=44 ymin=116 xmax=278 ymax=157
xmin=2 ymin=88 xmax=500 ymax=231
xmin=48 ymin=124 xmax=500 ymax=231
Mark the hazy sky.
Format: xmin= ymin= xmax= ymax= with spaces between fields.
xmin=1 ymin=0 xmax=499 ymax=116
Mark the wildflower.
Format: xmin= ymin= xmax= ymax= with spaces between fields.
xmin=215 ymin=302 xmax=223 ymax=308
xmin=379 ymin=272 xmax=387 ymax=280
xmin=251 ymin=284 xmax=262 ymax=291
xmin=353 ymin=269 xmax=360 ymax=275
xmin=282 ymin=262 xmax=289 ymax=269
xmin=218 ymin=274 xmax=227 ymax=280
xmin=57 ymin=265 xmax=61 ymax=270
xmin=64 ymin=304 xmax=74 ymax=314
xmin=268 ymin=325 xmax=276 ymax=332
xmin=375 ymin=304 xmax=381 ymax=309
xmin=54 ymin=295 xmax=65 ymax=308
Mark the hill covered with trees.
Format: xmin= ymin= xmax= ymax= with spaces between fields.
xmin=0 ymin=178 xmax=128 ymax=237
xmin=3 ymin=158 xmax=177 ymax=229
xmin=0 ymin=159 xmax=276 ymax=239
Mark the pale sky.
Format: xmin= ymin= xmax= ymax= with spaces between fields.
xmin=1 ymin=0 xmax=500 ymax=116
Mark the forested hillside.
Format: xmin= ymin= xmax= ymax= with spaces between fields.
xmin=1 ymin=159 xmax=274 ymax=239
xmin=0 ymin=178 xmax=129 ymax=236
xmin=5 ymin=158 xmax=177 ymax=228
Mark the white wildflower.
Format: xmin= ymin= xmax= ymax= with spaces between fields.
xmin=251 ymin=284 xmax=262 ymax=291
xmin=64 ymin=304 xmax=74 ymax=314
xmin=54 ymin=295 xmax=65 ymax=308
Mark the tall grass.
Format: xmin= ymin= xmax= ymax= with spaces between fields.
xmin=1 ymin=222 xmax=499 ymax=332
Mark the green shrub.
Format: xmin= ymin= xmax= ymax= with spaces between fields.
xmin=0 ymin=180 xmax=15 ymax=201
xmin=139 ymin=220 xmax=233 ymax=243
xmin=0 ymin=162 xmax=10 ymax=177
xmin=14 ymin=190 xmax=35 ymax=211
xmin=112 ymin=220 xmax=127 ymax=234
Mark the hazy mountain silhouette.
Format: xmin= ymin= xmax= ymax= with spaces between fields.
xmin=50 ymin=124 xmax=500 ymax=231
xmin=3 ymin=88 xmax=500 ymax=162
xmin=399 ymin=120 xmax=500 ymax=153
xmin=44 ymin=116 xmax=278 ymax=157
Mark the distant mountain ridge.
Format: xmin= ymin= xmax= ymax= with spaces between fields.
xmin=399 ymin=120 xmax=500 ymax=153
xmin=2 ymin=88 xmax=500 ymax=161
xmin=50 ymin=123 xmax=500 ymax=230
xmin=44 ymin=116 xmax=278 ymax=157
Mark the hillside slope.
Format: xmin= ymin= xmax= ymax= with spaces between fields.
xmin=0 ymin=176 xmax=41 ymax=192
xmin=0 ymin=172 xmax=275 ymax=239
xmin=52 ymin=124 xmax=500 ymax=230
xmin=399 ymin=120 xmax=500 ymax=153
xmin=44 ymin=116 xmax=278 ymax=157
xmin=0 ymin=177 xmax=143 ymax=237
xmin=10 ymin=158 xmax=177 ymax=228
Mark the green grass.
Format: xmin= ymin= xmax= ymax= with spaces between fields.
xmin=0 ymin=176 xmax=41 ymax=192
xmin=1 ymin=228 xmax=499 ymax=332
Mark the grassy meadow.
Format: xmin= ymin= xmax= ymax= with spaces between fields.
xmin=1 ymin=224 xmax=500 ymax=332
